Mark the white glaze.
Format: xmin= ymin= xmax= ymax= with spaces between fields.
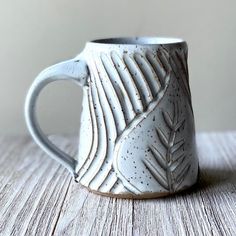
xmin=25 ymin=37 xmax=199 ymax=198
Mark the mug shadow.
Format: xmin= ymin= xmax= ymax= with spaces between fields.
xmin=172 ymin=165 xmax=236 ymax=199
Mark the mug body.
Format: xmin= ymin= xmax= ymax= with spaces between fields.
xmin=75 ymin=37 xmax=199 ymax=198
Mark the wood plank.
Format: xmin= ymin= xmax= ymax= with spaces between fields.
xmin=0 ymin=132 xmax=236 ymax=235
xmin=0 ymin=136 xmax=75 ymax=236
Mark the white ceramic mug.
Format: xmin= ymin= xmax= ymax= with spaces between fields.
xmin=25 ymin=37 xmax=199 ymax=199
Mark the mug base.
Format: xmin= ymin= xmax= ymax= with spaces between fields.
xmin=75 ymin=167 xmax=200 ymax=199
xmin=78 ymin=180 xmax=199 ymax=199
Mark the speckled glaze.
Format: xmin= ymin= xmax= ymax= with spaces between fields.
xmin=25 ymin=37 xmax=199 ymax=198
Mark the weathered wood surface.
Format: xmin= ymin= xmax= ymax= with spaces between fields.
xmin=0 ymin=132 xmax=235 ymax=236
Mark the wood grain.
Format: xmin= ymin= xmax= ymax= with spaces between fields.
xmin=0 ymin=132 xmax=235 ymax=236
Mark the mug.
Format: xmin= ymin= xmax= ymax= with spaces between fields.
xmin=25 ymin=37 xmax=199 ymax=199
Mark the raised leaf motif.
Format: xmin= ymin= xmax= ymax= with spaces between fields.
xmin=143 ymin=102 xmax=191 ymax=192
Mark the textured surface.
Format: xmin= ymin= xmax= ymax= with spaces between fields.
xmin=0 ymin=132 xmax=236 ymax=235
xmin=74 ymin=41 xmax=198 ymax=195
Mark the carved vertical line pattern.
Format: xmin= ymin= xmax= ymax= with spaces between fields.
xmin=79 ymin=71 xmax=108 ymax=186
xmin=133 ymin=52 xmax=161 ymax=96
xmin=111 ymin=51 xmax=144 ymax=114
xmin=88 ymin=57 xmax=118 ymax=189
xmin=145 ymin=51 xmax=166 ymax=87
xmin=76 ymin=84 xmax=98 ymax=179
xmin=114 ymin=70 xmax=171 ymax=146
xmin=121 ymin=55 xmax=148 ymax=108
xmin=101 ymin=53 xmax=135 ymax=124
xmin=91 ymin=55 xmax=126 ymax=134
xmin=157 ymin=46 xmax=172 ymax=72
xmin=123 ymin=54 xmax=153 ymax=108
xmin=99 ymin=50 xmax=171 ymax=193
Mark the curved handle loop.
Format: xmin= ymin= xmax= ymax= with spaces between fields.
xmin=25 ymin=57 xmax=89 ymax=177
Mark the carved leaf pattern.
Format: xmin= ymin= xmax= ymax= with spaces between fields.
xmin=143 ymin=102 xmax=191 ymax=192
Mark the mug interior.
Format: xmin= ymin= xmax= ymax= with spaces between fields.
xmin=91 ymin=37 xmax=184 ymax=45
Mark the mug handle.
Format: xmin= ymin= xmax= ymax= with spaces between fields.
xmin=24 ymin=56 xmax=89 ymax=177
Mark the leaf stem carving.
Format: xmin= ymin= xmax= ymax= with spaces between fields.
xmin=143 ymin=102 xmax=190 ymax=192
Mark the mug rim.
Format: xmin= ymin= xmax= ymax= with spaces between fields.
xmin=87 ymin=37 xmax=186 ymax=46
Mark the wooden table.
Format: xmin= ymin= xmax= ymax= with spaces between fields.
xmin=0 ymin=132 xmax=235 ymax=236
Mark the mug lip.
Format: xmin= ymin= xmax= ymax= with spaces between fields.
xmin=87 ymin=36 xmax=186 ymax=46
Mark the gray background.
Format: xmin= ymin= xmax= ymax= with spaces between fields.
xmin=1 ymin=0 xmax=235 ymax=135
